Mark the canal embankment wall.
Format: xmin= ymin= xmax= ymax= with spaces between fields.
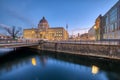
xmin=37 ymin=42 xmax=120 ymax=60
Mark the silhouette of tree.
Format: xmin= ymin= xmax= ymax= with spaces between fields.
xmin=4 ymin=26 xmax=22 ymax=39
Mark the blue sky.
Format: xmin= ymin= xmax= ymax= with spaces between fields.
xmin=0 ymin=0 xmax=119 ymax=34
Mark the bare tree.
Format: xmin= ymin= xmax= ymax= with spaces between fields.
xmin=4 ymin=26 xmax=22 ymax=39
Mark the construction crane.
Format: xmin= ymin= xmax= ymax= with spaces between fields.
xmin=71 ymin=27 xmax=90 ymax=37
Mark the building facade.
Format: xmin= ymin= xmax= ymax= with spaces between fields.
xmin=88 ymin=25 xmax=96 ymax=40
xmin=88 ymin=0 xmax=120 ymax=40
xmin=88 ymin=15 xmax=103 ymax=40
xmin=0 ymin=33 xmax=11 ymax=39
xmin=95 ymin=15 xmax=103 ymax=40
xmin=23 ymin=17 xmax=69 ymax=40
xmin=103 ymin=0 xmax=120 ymax=40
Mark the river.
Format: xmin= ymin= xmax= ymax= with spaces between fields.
xmin=0 ymin=48 xmax=120 ymax=80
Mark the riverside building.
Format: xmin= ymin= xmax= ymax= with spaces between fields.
xmin=23 ymin=17 xmax=69 ymax=41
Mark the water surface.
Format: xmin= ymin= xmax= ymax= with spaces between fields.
xmin=0 ymin=48 xmax=120 ymax=80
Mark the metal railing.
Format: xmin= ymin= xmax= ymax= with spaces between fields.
xmin=46 ymin=40 xmax=120 ymax=46
xmin=0 ymin=39 xmax=39 ymax=44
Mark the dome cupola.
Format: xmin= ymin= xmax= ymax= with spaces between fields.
xmin=38 ymin=17 xmax=49 ymax=29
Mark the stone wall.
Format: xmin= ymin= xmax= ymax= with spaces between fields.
xmin=38 ymin=42 xmax=120 ymax=60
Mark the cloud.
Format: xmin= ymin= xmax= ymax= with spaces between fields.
xmin=7 ymin=9 xmax=35 ymax=27
xmin=0 ymin=24 xmax=10 ymax=29
xmin=1 ymin=6 xmax=35 ymax=28
xmin=0 ymin=24 xmax=10 ymax=35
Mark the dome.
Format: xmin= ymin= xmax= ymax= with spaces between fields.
xmin=39 ymin=17 xmax=48 ymax=23
xmin=38 ymin=17 xmax=49 ymax=29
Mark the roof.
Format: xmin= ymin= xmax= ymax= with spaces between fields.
xmin=50 ymin=27 xmax=64 ymax=29
xmin=24 ymin=28 xmax=38 ymax=30
xmin=39 ymin=17 xmax=48 ymax=23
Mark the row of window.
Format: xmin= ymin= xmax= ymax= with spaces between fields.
xmin=56 ymin=31 xmax=62 ymax=33
xmin=110 ymin=7 xmax=117 ymax=23
xmin=104 ymin=7 xmax=119 ymax=33
xmin=105 ymin=22 xmax=120 ymax=33
xmin=104 ymin=22 xmax=118 ymax=33
xmin=103 ymin=33 xmax=120 ymax=39
xmin=54 ymin=38 xmax=63 ymax=40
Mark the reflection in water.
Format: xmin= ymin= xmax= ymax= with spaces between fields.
xmin=0 ymin=48 xmax=13 ymax=56
xmin=0 ymin=48 xmax=35 ymax=76
xmin=31 ymin=58 xmax=37 ymax=66
xmin=92 ymin=65 xmax=99 ymax=74
xmin=0 ymin=49 xmax=120 ymax=80
xmin=39 ymin=56 xmax=47 ymax=67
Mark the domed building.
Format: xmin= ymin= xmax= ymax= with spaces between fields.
xmin=23 ymin=17 xmax=69 ymax=40
xmin=38 ymin=17 xmax=49 ymax=30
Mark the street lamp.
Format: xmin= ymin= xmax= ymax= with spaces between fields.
xmin=94 ymin=26 xmax=97 ymax=30
xmin=66 ymin=24 xmax=68 ymax=41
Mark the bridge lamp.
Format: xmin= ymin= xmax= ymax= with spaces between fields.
xmin=8 ymin=41 xmax=10 ymax=43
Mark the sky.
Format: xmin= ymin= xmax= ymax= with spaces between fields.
xmin=0 ymin=0 xmax=119 ymax=35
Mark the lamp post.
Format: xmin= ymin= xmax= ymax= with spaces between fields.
xmin=66 ymin=24 xmax=68 ymax=41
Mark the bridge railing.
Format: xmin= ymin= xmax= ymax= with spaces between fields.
xmin=46 ymin=40 xmax=120 ymax=46
xmin=0 ymin=39 xmax=39 ymax=44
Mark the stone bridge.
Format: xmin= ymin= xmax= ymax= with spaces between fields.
xmin=0 ymin=39 xmax=39 ymax=48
